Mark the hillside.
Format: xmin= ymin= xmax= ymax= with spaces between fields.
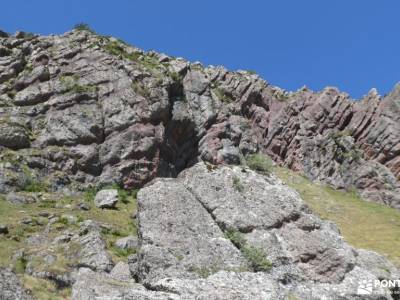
xmin=1 ymin=27 xmax=400 ymax=299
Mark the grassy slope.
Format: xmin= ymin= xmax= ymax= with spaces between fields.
xmin=275 ymin=167 xmax=400 ymax=266
xmin=0 ymin=192 xmax=137 ymax=299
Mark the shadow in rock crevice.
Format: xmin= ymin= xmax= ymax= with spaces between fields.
xmin=157 ymin=75 xmax=200 ymax=178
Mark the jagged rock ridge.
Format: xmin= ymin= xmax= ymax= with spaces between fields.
xmin=1 ymin=28 xmax=400 ymax=209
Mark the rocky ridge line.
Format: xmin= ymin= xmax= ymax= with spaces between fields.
xmin=1 ymin=28 xmax=400 ymax=208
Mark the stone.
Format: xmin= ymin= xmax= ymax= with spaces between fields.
xmin=73 ymin=220 xmax=114 ymax=272
xmin=77 ymin=202 xmax=90 ymax=211
xmin=94 ymin=189 xmax=118 ymax=209
xmin=115 ymin=235 xmax=138 ymax=250
xmin=0 ymin=224 xmax=8 ymax=234
xmin=6 ymin=192 xmax=37 ymax=204
xmin=0 ymin=268 xmax=32 ymax=300
xmin=110 ymin=261 xmax=133 ymax=281
xmin=135 ymin=177 xmax=248 ymax=284
xmin=0 ymin=122 xmax=30 ymax=149
xmin=72 ymin=267 xmax=176 ymax=300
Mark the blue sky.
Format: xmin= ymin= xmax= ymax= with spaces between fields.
xmin=2 ymin=0 xmax=399 ymax=98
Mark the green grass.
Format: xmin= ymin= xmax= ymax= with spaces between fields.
xmin=0 ymin=188 xmax=138 ymax=267
xmin=212 ymin=87 xmax=234 ymax=103
xmin=131 ymin=81 xmax=151 ymax=98
xmin=59 ymin=75 xmax=97 ymax=94
xmin=83 ymin=186 xmax=97 ymax=202
xmin=22 ymin=275 xmax=71 ymax=300
xmin=0 ymin=184 xmax=138 ymax=300
xmin=275 ymin=167 xmax=400 ymax=266
xmin=109 ymin=243 xmax=137 ymax=259
xmin=23 ymin=180 xmax=49 ymax=193
xmin=245 ymin=153 xmax=273 ymax=175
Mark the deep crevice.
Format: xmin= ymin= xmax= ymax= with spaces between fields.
xmin=157 ymin=76 xmax=200 ymax=178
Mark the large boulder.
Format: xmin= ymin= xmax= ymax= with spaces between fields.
xmin=0 ymin=122 xmax=30 ymax=149
xmin=94 ymin=189 xmax=118 ymax=209
xmin=0 ymin=268 xmax=32 ymax=300
xmin=72 ymin=163 xmax=399 ymax=299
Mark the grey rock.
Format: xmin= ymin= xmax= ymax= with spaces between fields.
xmin=14 ymin=81 xmax=53 ymax=106
xmin=74 ymin=221 xmax=114 ymax=272
xmin=110 ymin=261 xmax=133 ymax=281
xmin=76 ymin=202 xmax=90 ymax=211
xmin=0 ymin=268 xmax=32 ymax=300
xmin=72 ymin=267 xmax=177 ymax=300
xmin=6 ymin=192 xmax=37 ymax=204
xmin=0 ymin=122 xmax=30 ymax=149
xmin=127 ymin=163 xmax=398 ymax=299
xmin=115 ymin=235 xmax=138 ymax=250
xmin=136 ymin=177 xmax=248 ymax=283
xmin=94 ymin=189 xmax=118 ymax=209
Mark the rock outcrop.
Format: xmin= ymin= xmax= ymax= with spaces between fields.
xmin=72 ymin=163 xmax=400 ymax=299
xmin=0 ymin=268 xmax=32 ymax=300
xmin=0 ymin=28 xmax=400 ymax=208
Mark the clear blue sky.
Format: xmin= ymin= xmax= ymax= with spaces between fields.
xmin=2 ymin=0 xmax=399 ymax=98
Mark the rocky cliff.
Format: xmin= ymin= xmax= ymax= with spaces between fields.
xmin=1 ymin=28 xmax=399 ymax=209
xmin=1 ymin=27 xmax=400 ymax=299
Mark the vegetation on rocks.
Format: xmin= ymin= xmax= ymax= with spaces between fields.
xmin=245 ymin=153 xmax=273 ymax=174
xmin=224 ymin=228 xmax=272 ymax=272
xmin=73 ymin=23 xmax=96 ymax=34
xmin=212 ymin=86 xmax=234 ymax=103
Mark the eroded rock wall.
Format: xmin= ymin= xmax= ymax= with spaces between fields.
xmin=1 ymin=29 xmax=400 ymax=208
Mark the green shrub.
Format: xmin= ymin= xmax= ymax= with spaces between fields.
xmin=112 ymin=246 xmax=136 ymax=258
xmin=14 ymin=256 xmax=28 ymax=274
xmin=242 ymin=246 xmax=272 ymax=272
xmin=74 ymin=23 xmax=95 ymax=34
xmin=232 ymin=176 xmax=245 ymax=193
xmin=132 ymin=81 xmax=151 ymax=98
xmin=246 ymin=153 xmax=273 ymax=174
xmin=24 ymin=180 xmax=49 ymax=193
xmin=60 ymin=75 xmax=97 ymax=94
xmin=213 ymin=87 xmax=234 ymax=103
xmin=57 ymin=216 xmax=69 ymax=225
xmin=169 ymin=71 xmax=183 ymax=83
xmin=224 ymin=228 xmax=271 ymax=272
xmin=104 ymin=40 xmax=141 ymax=61
xmin=225 ymin=229 xmax=246 ymax=248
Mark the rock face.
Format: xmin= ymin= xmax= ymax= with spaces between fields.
xmin=1 ymin=27 xmax=400 ymax=299
xmin=72 ymin=163 xmax=399 ymax=299
xmin=0 ymin=30 xmax=400 ymax=207
xmin=0 ymin=28 xmax=399 ymax=209
xmin=0 ymin=268 xmax=32 ymax=300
